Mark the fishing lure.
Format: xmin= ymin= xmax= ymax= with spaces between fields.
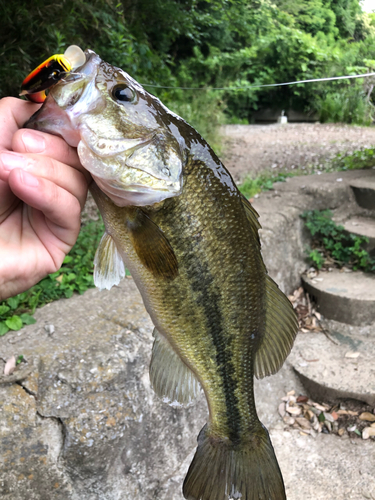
xmin=20 ymin=45 xmax=85 ymax=102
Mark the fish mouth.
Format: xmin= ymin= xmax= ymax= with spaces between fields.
xmin=24 ymin=95 xmax=82 ymax=147
xmin=24 ymin=50 xmax=102 ymax=147
xmin=93 ymin=174 xmax=180 ymax=207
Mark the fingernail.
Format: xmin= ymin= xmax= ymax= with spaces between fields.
xmin=21 ymin=170 xmax=39 ymax=187
xmin=22 ymin=131 xmax=46 ymax=153
xmin=0 ymin=152 xmax=27 ymax=170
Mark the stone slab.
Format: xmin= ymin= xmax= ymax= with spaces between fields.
xmin=289 ymin=331 xmax=375 ymax=406
xmin=302 ymin=269 xmax=375 ymax=325
xmin=1 ymin=280 xmax=374 ymax=498
xmin=253 ymin=168 xmax=375 ymax=294
xmin=350 ymin=178 xmax=375 ymax=211
xmin=342 ymin=216 xmax=375 ymax=255
xmin=0 ymin=280 xmax=208 ymax=500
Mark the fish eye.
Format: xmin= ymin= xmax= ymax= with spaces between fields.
xmin=112 ymin=84 xmax=135 ymax=103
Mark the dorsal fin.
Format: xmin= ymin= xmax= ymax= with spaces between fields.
xmin=254 ymin=275 xmax=298 ymax=379
xmin=240 ymin=194 xmax=261 ymax=243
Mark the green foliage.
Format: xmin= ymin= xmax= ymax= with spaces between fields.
xmin=1 ymin=0 xmax=375 ymax=127
xmin=301 ymin=210 xmax=375 ymax=272
xmin=16 ymin=355 xmax=24 ymax=365
xmin=238 ymin=172 xmax=293 ymax=199
xmin=318 ymin=86 xmax=374 ymax=124
xmin=0 ymin=219 xmax=105 ymax=336
xmin=329 ymin=148 xmax=375 ymax=171
xmin=308 ymin=248 xmax=326 ymax=269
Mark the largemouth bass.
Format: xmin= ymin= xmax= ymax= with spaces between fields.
xmin=24 ymin=48 xmax=298 ymax=500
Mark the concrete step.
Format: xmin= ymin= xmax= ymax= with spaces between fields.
xmin=288 ymin=331 xmax=375 ymax=406
xmin=302 ymin=269 xmax=375 ymax=325
xmin=350 ymin=177 xmax=375 ymax=211
xmin=342 ymin=216 xmax=375 ymax=255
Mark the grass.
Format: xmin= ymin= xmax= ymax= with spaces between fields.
xmin=325 ymin=148 xmax=375 ymax=172
xmin=0 ymin=219 xmax=105 ymax=337
xmin=301 ymin=210 xmax=375 ymax=273
xmin=238 ymin=171 xmax=296 ymax=199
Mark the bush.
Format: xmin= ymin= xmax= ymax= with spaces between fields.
xmin=318 ymin=87 xmax=374 ymax=125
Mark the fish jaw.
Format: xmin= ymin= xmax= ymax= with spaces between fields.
xmin=24 ymin=95 xmax=81 ymax=147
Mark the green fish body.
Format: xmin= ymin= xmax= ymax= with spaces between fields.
xmin=25 ymin=48 xmax=298 ymax=500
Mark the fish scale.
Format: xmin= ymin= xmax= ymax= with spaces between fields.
xmin=24 ymin=47 xmax=298 ymax=500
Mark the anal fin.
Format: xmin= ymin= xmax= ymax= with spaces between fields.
xmin=150 ymin=328 xmax=201 ymax=407
xmin=93 ymin=232 xmax=126 ymax=290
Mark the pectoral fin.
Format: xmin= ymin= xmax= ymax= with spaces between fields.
xmin=94 ymin=232 xmax=126 ymax=290
xmin=127 ymin=209 xmax=178 ymax=279
xmin=150 ymin=328 xmax=201 ymax=407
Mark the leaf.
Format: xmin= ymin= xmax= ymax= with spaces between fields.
xmin=0 ymin=304 xmax=10 ymax=316
xmin=4 ymin=356 xmax=16 ymax=375
xmin=20 ymin=313 xmax=36 ymax=325
xmin=5 ymin=315 xmax=23 ymax=331
xmin=7 ymin=296 xmax=20 ymax=310
xmin=0 ymin=322 xmax=9 ymax=336
xmin=16 ymin=354 xmax=24 ymax=365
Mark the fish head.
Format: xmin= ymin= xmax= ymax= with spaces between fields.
xmin=25 ymin=48 xmax=184 ymax=206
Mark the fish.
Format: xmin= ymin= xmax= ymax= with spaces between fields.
xmin=24 ymin=47 xmax=298 ymax=500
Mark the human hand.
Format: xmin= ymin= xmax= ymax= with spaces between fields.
xmin=0 ymin=97 xmax=90 ymax=301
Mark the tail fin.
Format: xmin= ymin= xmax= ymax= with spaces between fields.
xmin=183 ymin=424 xmax=286 ymax=500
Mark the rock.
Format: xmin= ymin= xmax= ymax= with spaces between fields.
xmin=362 ymin=427 xmax=375 ymax=440
xmin=359 ymin=412 xmax=375 ymax=422
xmin=288 ymin=331 xmax=375 ymax=406
xmin=349 ymin=178 xmax=375 ymax=211
xmin=302 ymin=269 xmax=375 ymax=326
xmin=342 ymin=216 xmax=375 ymax=256
xmin=0 ymin=280 xmax=208 ymax=500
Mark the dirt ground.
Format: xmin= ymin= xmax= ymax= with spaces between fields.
xmin=220 ymin=122 xmax=375 ymax=182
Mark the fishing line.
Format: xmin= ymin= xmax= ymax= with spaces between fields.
xmin=140 ymin=71 xmax=375 ymax=91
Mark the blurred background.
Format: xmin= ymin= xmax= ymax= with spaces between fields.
xmin=2 ymin=0 xmax=375 ymax=141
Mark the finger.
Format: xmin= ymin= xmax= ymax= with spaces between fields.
xmin=8 ymin=168 xmax=82 ymax=246
xmin=12 ymin=129 xmax=88 ymax=175
xmin=0 ymin=152 xmax=88 ymax=210
xmin=0 ymin=97 xmax=41 ymax=150
xmin=0 ymin=180 xmax=18 ymax=222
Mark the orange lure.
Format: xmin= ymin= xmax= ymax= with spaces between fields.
xmin=20 ymin=45 xmax=86 ymax=102
xmin=20 ymin=54 xmax=71 ymax=102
